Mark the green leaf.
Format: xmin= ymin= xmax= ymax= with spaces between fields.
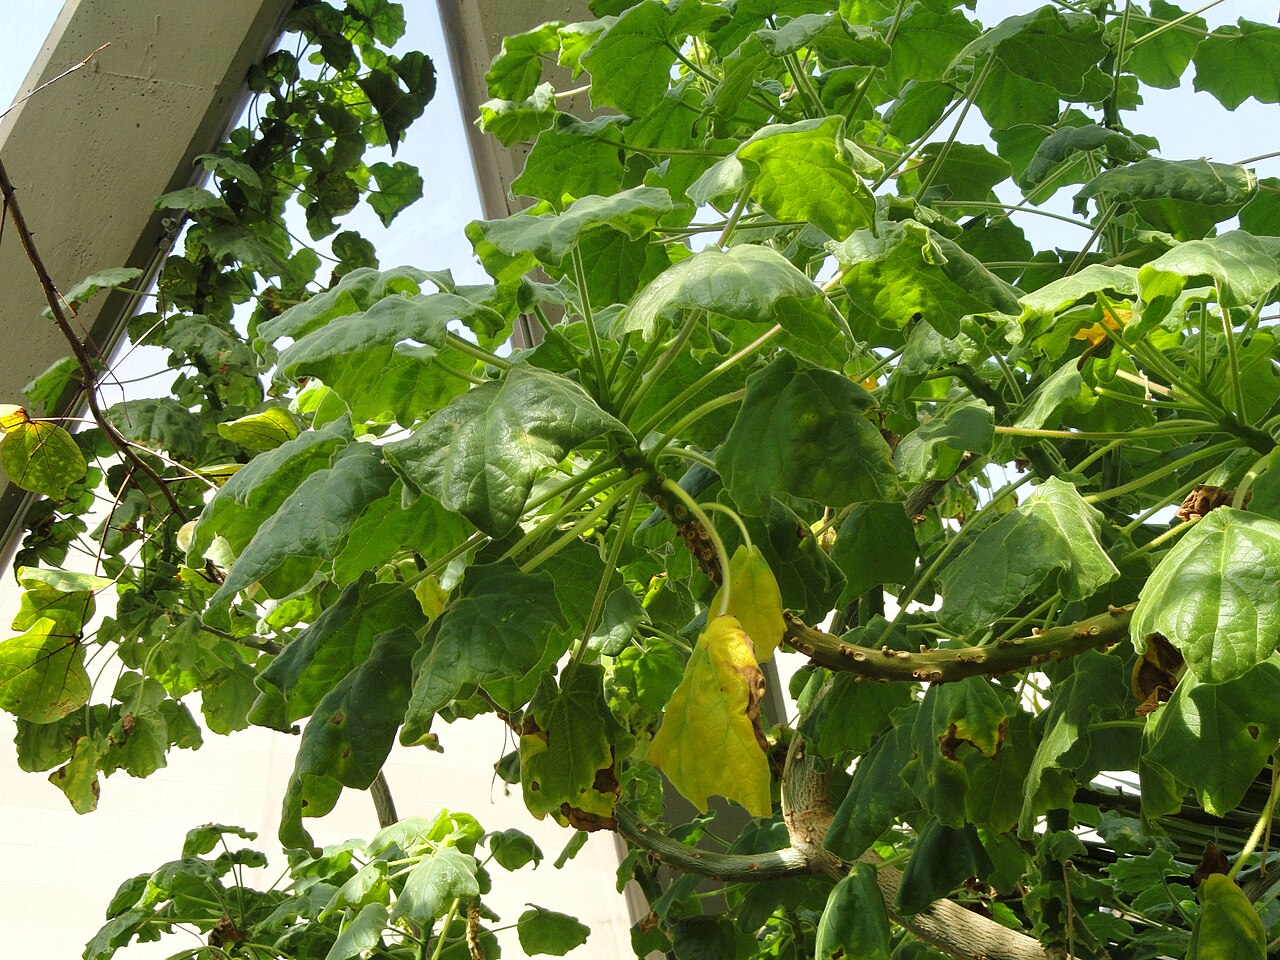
xmin=367 ymin=161 xmax=424 ymax=226
xmin=0 ymin=419 xmax=86 ymax=499
xmin=1075 ymin=159 xmax=1256 ymax=239
xmin=1189 ymin=875 xmax=1266 ymax=959
xmin=259 ymin=266 xmax=433 ymax=342
xmin=486 ymin=21 xmax=564 ymax=100
xmin=756 ymin=12 xmax=888 ymax=63
xmin=517 ymin=906 xmax=591 ymax=956
xmin=333 ymin=484 xmax=470 ymax=586
xmin=736 ymin=116 xmax=877 ymax=240
xmin=1240 ymin=177 xmax=1280 ymax=236
xmin=468 ymin=186 xmax=671 ymax=276
xmin=893 ymin=398 xmax=994 ymax=483
xmin=250 ymin=578 xmax=425 ymax=730
xmin=719 ymin=353 xmax=899 ymax=515
xmin=909 ymin=678 xmax=1009 ymax=826
xmin=1133 ymin=509 xmax=1280 ymax=684
xmin=1023 ymin=124 xmax=1147 ymax=188
xmin=478 ymin=83 xmax=556 ymax=146
xmin=217 ymin=407 xmax=299 ymax=452
xmin=911 ymin=143 xmax=1011 ymax=205
xmin=616 ymin=244 xmax=852 ymax=367
xmin=279 ymin=626 xmax=420 ymax=851
xmin=1125 ymin=0 xmax=1206 ymax=89
xmin=325 ymin=902 xmax=389 ymax=960
xmin=830 ymin=220 xmax=1021 ymax=338
xmin=276 ymin=293 xmax=493 ymax=424
xmin=832 ymin=502 xmax=918 ymax=604
xmin=21 ymin=355 xmax=80 ymax=416
xmin=385 ymin=366 xmax=627 ymax=536
xmin=1019 ymin=650 xmax=1132 ymax=831
xmin=47 ymin=734 xmax=100 ymax=814
xmin=390 ymin=846 xmax=480 ymax=926
xmin=357 ymin=65 xmax=435 ymax=151
xmin=880 ymin=6 xmax=981 ymax=94
xmin=400 ymin=563 xmax=569 ymax=743
xmin=1193 ymin=19 xmax=1280 ymax=110
xmin=12 ymin=566 xmax=112 ymax=636
xmin=1137 ymin=231 xmax=1280 ymax=313
xmin=486 ymin=828 xmax=543 ymax=870
xmin=895 ymin=821 xmax=994 ymax=915
xmin=0 ymin=618 xmax=89 ymax=722
xmin=815 ymin=864 xmax=891 ymax=960
xmin=189 ymin=416 xmax=351 ymax=563
xmin=106 ymin=398 xmax=202 ymax=461
xmin=581 ymin=0 xmax=729 ymax=116
xmin=938 ymin=477 xmax=1118 ymax=636
xmin=1144 ymin=658 xmax=1280 ymax=817
xmin=808 ymin=671 xmax=913 ymax=760
xmin=511 ymin=114 xmax=628 ymax=203
xmin=62 ymin=266 xmax=145 ymax=306
xmin=825 ymin=722 xmax=918 ymax=859
xmin=521 ymin=665 xmax=623 ymax=820
xmin=956 ymin=6 xmax=1108 ymax=100
xmin=206 ymin=443 xmax=394 ymax=619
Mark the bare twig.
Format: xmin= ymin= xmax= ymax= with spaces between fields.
xmin=0 ymin=157 xmax=187 ymax=519
xmin=0 ymin=43 xmax=110 ymax=122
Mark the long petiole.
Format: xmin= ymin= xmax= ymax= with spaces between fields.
xmin=1083 ymin=439 xmax=1240 ymax=504
xmin=652 ymin=389 xmax=746 ymax=455
xmin=621 ymin=310 xmax=704 ymax=424
xmin=567 ymin=486 xmax=642 ymax=673
xmin=634 ymin=323 xmax=780 ymax=438
xmin=699 ymin=501 xmax=753 ymax=552
xmin=519 ymin=475 xmax=646 ymax=572
xmin=571 ymin=247 xmax=611 ymax=406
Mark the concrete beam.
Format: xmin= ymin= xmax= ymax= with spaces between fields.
xmin=0 ymin=0 xmax=293 ymax=561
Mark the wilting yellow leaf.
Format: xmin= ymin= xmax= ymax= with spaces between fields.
xmin=708 ymin=545 xmax=786 ymax=661
xmin=647 ymin=615 xmax=772 ymax=817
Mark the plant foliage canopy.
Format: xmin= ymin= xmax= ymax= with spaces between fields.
xmin=3 ymin=0 xmax=1280 ymax=957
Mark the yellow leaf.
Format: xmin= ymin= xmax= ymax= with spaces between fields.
xmin=708 ymin=545 xmax=786 ymax=661
xmin=0 ymin=404 xmax=28 ymax=432
xmin=647 ymin=615 xmax=772 ymax=817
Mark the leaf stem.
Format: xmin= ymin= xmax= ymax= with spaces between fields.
xmin=1228 ymin=758 xmax=1280 ymax=881
xmin=1129 ymin=0 xmax=1224 ymax=47
xmin=653 ymin=388 xmax=746 ymax=454
xmin=1218 ymin=288 xmax=1250 ymax=421
xmin=662 ymin=477 xmax=732 ymax=614
xmin=914 ymin=56 xmax=993 ymax=200
xmin=444 ymin=332 xmax=512 ymax=371
xmin=571 ymin=247 xmax=611 ymax=406
xmin=568 ymin=486 xmax=642 ymax=671
xmin=717 ymin=182 xmax=755 ymax=249
xmin=622 ymin=310 xmax=704 ymax=425
xmin=1083 ymin=439 xmax=1240 ymax=503
xmin=699 ymin=501 xmax=752 ymax=552
xmin=430 ymin=899 xmax=462 ymax=960
xmin=520 ymin=475 xmax=646 ymax=572
xmin=635 ymin=323 xmax=781 ymax=438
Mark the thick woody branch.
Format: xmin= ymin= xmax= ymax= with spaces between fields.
xmin=784 ymin=604 xmax=1134 ymax=683
xmin=0 ymin=158 xmax=187 ymax=520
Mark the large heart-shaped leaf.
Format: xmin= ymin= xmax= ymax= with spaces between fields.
xmin=616 ymin=244 xmax=852 ymax=367
xmin=1133 ymin=508 xmax=1280 ymax=684
xmin=385 ymin=366 xmax=628 ymax=536
xmin=718 ymin=353 xmax=899 ymax=515
xmin=830 ymin=219 xmax=1021 ymax=337
xmin=0 ymin=618 xmax=90 ymax=723
xmin=938 ymin=477 xmax=1118 ymax=635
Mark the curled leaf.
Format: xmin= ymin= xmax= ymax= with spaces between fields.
xmin=647 ymin=615 xmax=772 ymax=817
